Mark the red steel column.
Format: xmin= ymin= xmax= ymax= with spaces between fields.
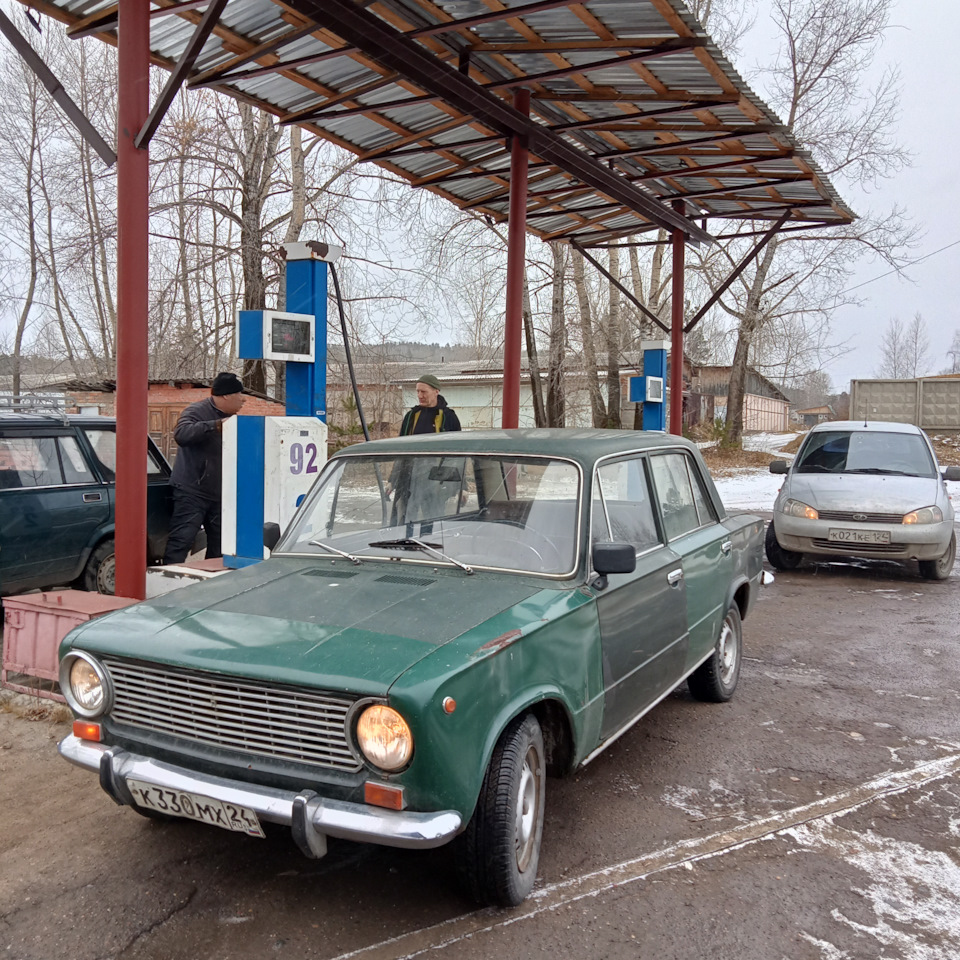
xmin=501 ymin=88 xmax=529 ymax=429
xmin=115 ymin=0 xmax=150 ymax=599
xmin=669 ymin=202 xmax=686 ymax=436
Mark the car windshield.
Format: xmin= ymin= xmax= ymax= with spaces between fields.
xmin=794 ymin=430 xmax=937 ymax=478
xmin=279 ymin=454 xmax=581 ymax=576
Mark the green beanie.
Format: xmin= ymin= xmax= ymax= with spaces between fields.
xmin=417 ymin=373 xmax=442 ymax=390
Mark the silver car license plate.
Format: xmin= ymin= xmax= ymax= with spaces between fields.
xmin=827 ymin=528 xmax=891 ymax=545
xmin=127 ymin=779 xmax=265 ymax=837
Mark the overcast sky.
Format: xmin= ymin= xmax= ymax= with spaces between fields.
xmin=740 ymin=0 xmax=960 ymax=393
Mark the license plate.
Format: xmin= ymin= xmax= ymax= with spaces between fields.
xmin=827 ymin=528 xmax=891 ymax=545
xmin=127 ymin=779 xmax=265 ymax=837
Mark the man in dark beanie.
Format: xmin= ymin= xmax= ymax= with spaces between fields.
xmin=398 ymin=373 xmax=461 ymax=435
xmin=162 ymin=372 xmax=246 ymax=564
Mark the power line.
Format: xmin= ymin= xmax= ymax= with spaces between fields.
xmin=843 ymin=238 xmax=960 ymax=294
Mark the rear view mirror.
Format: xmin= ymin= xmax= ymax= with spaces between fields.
xmin=263 ymin=522 xmax=281 ymax=550
xmin=428 ymin=465 xmax=462 ymax=482
xmin=942 ymin=466 xmax=960 ymax=481
xmin=769 ymin=459 xmax=788 ymax=475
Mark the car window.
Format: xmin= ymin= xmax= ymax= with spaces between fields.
xmin=281 ymin=454 xmax=580 ymax=576
xmin=687 ymin=460 xmax=717 ymax=526
xmin=0 ymin=436 xmax=62 ymax=488
xmin=649 ymin=453 xmax=702 ymax=540
xmin=58 ymin=435 xmax=97 ymax=484
xmin=593 ymin=458 xmax=660 ymax=552
xmin=81 ymin=427 xmax=165 ymax=480
xmin=795 ymin=430 xmax=937 ymax=478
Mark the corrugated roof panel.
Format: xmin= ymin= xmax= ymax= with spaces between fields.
xmin=25 ymin=0 xmax=854 ymax=243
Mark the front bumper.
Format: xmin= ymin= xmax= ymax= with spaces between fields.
xmin=59 ymin=735 xmax=461 ymax=858
xmin=774 ymin=515 xmax=953 ymax=560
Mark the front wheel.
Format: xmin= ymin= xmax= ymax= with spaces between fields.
xmin=81 ymin=538 xmax=116 ymax=594
xmin=688 ymin=605 xmax=742 ymax=703
xmin=457 ymin=713 xmax=545 ymax=907
xmin=765 ymin=521 xmax=802 ymax=571
xmin=919 ymin=532 xmax=956 ymax=581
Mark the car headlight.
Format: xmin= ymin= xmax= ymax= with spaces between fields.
xmin=782 ymin=498 xmax=818 ymax=520
xmin=356 ymin=704 xmax=413 ymax=771
xmin=903 ymin=506 xmax=942 ymax=525
xmin=59 ymin=652 xmax=111 ymax=718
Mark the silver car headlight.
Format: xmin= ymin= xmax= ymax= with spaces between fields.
xmin=782 ymin=498 xmax=819 ymax=520
xmin=355 ymin=704 xmax=414 ymax=771
xmin=59 ymin=652 xmax=112 ymax=718
xmin=903 ymin=506 xmax=942 ymax=525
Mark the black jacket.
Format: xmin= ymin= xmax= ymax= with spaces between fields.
xmin=169 ymin=397 xmax=230 ymax=500
xmin=398 ymin=395 xmax=462 ymax=435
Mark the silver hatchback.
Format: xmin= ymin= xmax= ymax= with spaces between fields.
xmin=766 ymin=421 xmax=960 ymax=579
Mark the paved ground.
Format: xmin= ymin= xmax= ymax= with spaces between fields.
xmin=2 ymin=538 xmax=959 ymax=960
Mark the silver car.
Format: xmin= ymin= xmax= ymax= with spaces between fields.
xmin=766 ymin=421 xmax=960 ymax=580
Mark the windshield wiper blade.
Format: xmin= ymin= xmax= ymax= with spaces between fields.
xmin=368 ymin=537 xmax=474 ymax=575
xmin=308 ymin=540 xmax=364 ymax=564
xmin=847 ymin=468 xmax=912 ymax=476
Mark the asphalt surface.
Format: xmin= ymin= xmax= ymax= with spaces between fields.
xmin=2 ymin=537 xmax=959 ymax=960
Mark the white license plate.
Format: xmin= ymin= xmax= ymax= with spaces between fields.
xmin=127 ymin=779 xmax=265 ymax=837
xmin=827 ymin=528 xmax=891 ymax=545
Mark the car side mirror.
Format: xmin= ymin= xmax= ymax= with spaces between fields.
xmin=263 ymin=522 xmax=281 ymax=551
xmin=942 ymin=466 xmax=960 ymax=481
xmin=592 ymin=542 xmax=636 ymax=590
xmin=769 ymin=459 xmax=788 ymax=475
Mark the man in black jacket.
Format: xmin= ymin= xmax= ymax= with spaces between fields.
xmin=162 ymin=372 xmax=246 ymax=564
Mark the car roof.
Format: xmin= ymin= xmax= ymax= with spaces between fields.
xmin=809 ymin=420 xmax=923 ymax=435
xmin=0 ymin=412 xmax=116 ymax=426
xmin=330 ymin=427 xmax=699 ymax=468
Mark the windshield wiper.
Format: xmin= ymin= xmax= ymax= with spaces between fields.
xmin=308 ymin=540 xmax=364 ymax=565
xmin=846 ymin=468 xmax=913 ymax=476
xmin=368 ymin=537 xmax=474 ymax=575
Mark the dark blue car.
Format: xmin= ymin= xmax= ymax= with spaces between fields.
xmin=0 ymin=411 xmax=173 ymax=595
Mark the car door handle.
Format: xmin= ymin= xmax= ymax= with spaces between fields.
xmin=721 ymin=540 xmax=732 ymax=555
xmin=82 ymin=492 xmax=103 ymax=503
xmin=667 ymin=569 xmax=683 ymax=586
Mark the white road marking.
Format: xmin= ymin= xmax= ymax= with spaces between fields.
xmin=329 ymin=753 xmax=960 ymax=960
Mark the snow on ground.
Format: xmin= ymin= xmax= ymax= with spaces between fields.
xmin=712 ymin=469 xmax=781 ymax=512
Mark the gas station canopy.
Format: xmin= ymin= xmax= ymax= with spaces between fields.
xmin=32 ymin=0 xmax=854 ymax=246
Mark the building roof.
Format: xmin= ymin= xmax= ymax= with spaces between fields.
xmin=32 ymin=0 xmax=853 ymax=246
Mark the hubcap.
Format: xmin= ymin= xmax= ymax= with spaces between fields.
xmin=514 ymin=745 xmax=541 ymax=872
xmin=97 ymin=555 xmax=116 ymax=594
xmin=718 ymin=616 xmax=738 ymax=686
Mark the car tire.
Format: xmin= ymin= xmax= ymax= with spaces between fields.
xmin=457 ymin=713 xmax=545 ymax=907
xmin=688 ymin=605 xmax=742 ymax=703
xmin=81 ymin=539 xmax=116 ymax=594
xmin=765 ymin=521 xmax=802 ymax=571
xmin=919 ymin=532 xmax=956 ymax=581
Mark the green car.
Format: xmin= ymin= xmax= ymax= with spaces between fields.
xmin=58 ymin=429 xmax=765 ymax=905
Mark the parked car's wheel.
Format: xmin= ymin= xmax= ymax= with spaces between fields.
xmin=765 ymin=521 xmax=802 ymax=571
xmin=457 ymin=713 xmax=545 ymax=906
xmin=688 ymin=605 xmax=742 ymax=703
xmin=919 ymin=532 xmax=956 ymax=581
xmin=81 ymin=539 xmax=116 ymax=594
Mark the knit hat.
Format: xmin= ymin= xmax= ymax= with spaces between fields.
xmin=417 ymin=373 xmax=441 ymax=391
xmin=211 ymin=372 xmax=243 ymax=396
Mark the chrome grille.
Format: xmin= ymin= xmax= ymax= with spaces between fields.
xmin=819 ymin=510 xmax=903 ymax=523
xmin=103 ymin=658 xmax=362 ymax=772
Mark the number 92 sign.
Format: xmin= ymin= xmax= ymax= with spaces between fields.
xmin=289 ymin=441 xmax=320 ymax=475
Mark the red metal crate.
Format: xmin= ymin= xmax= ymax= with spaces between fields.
xmin=2 ymin=591 xmax=137 ymax=701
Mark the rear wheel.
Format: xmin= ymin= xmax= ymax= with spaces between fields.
xmin=688 ymin=605 xmax=742 ymax=703
xmin=765 ymin=521 xmax=802 ymax=571
xmin=457 ymin=713 xmax=545 ymax=907
xmin=919 ymin=532 xmax=956 ymax=581
xmin=81 ymin=538 xmax=115 ymax=594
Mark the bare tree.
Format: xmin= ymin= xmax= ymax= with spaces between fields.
xmin=946 ymin=329 xmax=960 ymax=375
xmin=876 ymin=313 xmax=929 ymax=378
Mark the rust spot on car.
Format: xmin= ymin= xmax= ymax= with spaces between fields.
xmin=477 ymin=629 xmax=523 ymax=653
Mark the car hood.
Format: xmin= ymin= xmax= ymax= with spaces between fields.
xmin=785 ymin=473 xmax=946 ymax=513
xmin=64 ymin=558 xmax=547 ymax=695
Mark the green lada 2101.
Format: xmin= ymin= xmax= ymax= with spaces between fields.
xmin=58 ymin=429 xmax=765 ymax=906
